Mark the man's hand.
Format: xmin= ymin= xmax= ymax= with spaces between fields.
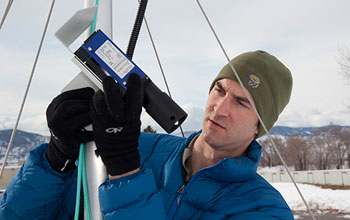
xmin=46 ymin=87 xmax=95 ymax=173
xmin=90 ymin=74 xmax=144 ymax=176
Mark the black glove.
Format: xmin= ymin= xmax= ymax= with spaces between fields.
xmin=46 ymin=87 xmax=95 ymax=173
xmin=90 ymin=74 xmax=144 ymax=176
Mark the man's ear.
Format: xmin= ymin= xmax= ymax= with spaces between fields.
xmin=255 ymin=121 xmax=259 ymax=135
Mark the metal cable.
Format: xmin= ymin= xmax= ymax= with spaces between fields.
xmin=0 ymin=0 xmax=56 ymax=179
xmin=138 ymin=0 xmax=185 ymax=137
xmin=195 ymin=1 xmax=316 ymax=219
xmin=0 ymin=0 xmax=14 ymax=30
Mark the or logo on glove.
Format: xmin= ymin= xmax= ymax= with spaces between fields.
xmin=90 ymin=73 xmax=144 ymax=176
xmin=45 ymin=74 xmax=143 ymax=176
xmin=105 ymin=127 xmax=124 ymax=133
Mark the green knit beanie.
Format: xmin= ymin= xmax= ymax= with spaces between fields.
xmin=209 ymin=50 xmax=293 ymax=138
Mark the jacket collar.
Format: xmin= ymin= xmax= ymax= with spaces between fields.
xmin=184 ymin=131 xmax=262 ymax=183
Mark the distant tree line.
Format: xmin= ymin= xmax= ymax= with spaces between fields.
xmin=143 ymin=125 xmax=157 ymax=133
xmin=259 ymin=125 xmax=350 ymax=171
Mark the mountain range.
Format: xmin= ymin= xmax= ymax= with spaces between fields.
xmin=1 ymin=125 xmax=349 ymax=166
xmin=269 ymin=125 xmax=350 ymax=136
xmin=0 ymin=129 xmax=49 ymax=166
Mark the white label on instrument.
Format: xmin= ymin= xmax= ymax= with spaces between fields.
xmin=95 ymin=40 xmax=134 ymax=79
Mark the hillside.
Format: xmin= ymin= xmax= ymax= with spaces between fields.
xmin=0 ymin=129 xmax=49 ymax=166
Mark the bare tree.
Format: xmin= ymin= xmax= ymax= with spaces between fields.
xmin=259 ymin=125 xmax=350 ymax=170
xmin=326 ymin=133 xmax=345 ymax=169
xmin=337 ymin=45 xmax=350 ymax=84
xmin=285 ymin=136 xmax=310 ymax=171
xmin=312 ymin=126 xmax=348 ymax=169
xmin=342 ymin=129 xmax=350 ymax=168
xmin=259 ymin=137 xmax=285 ymax=167
xmin=310 ymin=136 xmax=332 ymax=170
xmin=330 ymin=126 xmax=348 ymax=169
xmin=337 ymin=45 xmax=350 ymax=109
xmin=329 ymin=126 xmax=350 ymax=168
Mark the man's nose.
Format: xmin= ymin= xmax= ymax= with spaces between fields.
xmin=213 ymin=96 xmax=230 ymax=117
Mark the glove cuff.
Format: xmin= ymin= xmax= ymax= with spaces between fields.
xmin=102 ymin=150 xmax=140 ymax=176
xmin=46 ymin=138 xmax=77 ymax=173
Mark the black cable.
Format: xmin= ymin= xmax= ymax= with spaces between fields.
xmin=126 ymin=0 xmax=148 ymax=59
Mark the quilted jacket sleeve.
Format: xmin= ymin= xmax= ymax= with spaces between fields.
xmin=99 ymin=168 xmax=167 ymax=220
xmin=0 ymin=144 xmax=76 ymax=220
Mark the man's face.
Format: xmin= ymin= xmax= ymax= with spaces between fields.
xmin=201 ymin=78 xmax=259 ymax=156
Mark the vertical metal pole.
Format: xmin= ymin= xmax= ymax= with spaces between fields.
xmin=84 ymin=141 xmax=107 ymax=220
xmin=83 ymin=0 xmax=112 ymax=219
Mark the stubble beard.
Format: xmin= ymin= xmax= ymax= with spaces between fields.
xmin=202 ymin=117 xmax=228 ymax=150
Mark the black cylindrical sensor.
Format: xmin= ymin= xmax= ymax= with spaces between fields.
xmin=143 ymin=77 xmax=187 ymax=133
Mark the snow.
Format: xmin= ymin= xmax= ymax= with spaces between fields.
xmin=272 ymin=182 xmax=350 ymax=213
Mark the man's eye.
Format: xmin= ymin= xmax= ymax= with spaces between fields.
xmin=215 ymin=88 xmax=224 ymax=94
xmin=237 ymin=100 xmax=248 ymax=108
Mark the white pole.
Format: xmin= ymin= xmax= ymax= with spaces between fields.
xmin=84 ymin=0 xmax=112 ymax=38
xmin=83 ymin=1 xmax=112 ymax=220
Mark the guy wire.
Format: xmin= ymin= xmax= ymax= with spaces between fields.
xmin=0 ymin=0 xmax=56 ymax=179
xmin=0 ymin=0 xmax=14 ymax=30
xmin=138 ymin=0 xmax=185 ymax=137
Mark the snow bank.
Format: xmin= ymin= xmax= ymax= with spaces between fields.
xmin=272 ymin=182 xmax=350 ymax=213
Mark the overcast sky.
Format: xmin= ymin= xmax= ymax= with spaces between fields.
xmin=0 ymin=0 xmax=349 ymax=136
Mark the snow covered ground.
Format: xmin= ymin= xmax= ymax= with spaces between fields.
xmin=272 ymin=182 xmax=350 ymax=215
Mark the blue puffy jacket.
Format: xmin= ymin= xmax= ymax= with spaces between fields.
xmin=0 ymin=132 xmax=294 ymax=219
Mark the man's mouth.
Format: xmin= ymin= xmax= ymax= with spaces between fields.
xmin=208 ymin=119 xmax=225 ymax=129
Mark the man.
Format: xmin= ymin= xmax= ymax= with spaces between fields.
xmin=0 ymin=50 xmax=294 ymax=219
